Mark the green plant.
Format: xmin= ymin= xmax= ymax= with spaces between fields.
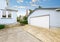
xmin=22 ymin=16 xmax=28 ymax=24
xmin=17 ymin=17 xmax=20 ymax=22
xmin=0 ymin=25 xmax=5 ymax=29
xmin=29 ymin=9 xmax=34 ymax=14
xmin=19 ymin=20 xmax=25 ymax=26
xmin=29 ymin=6 xmax=42 ymax=15
xmin=19 ymin=16 xmax=28 ymax=25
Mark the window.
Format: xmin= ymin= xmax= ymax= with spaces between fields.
xmin=8 ymin=11 xmax=11 ymax=18
xmin=2 ymin=10 xmax=6 ymax=18
xmin=2 ymin=10 xmax=11 ymax=18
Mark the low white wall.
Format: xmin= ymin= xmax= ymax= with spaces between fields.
xmin=0 ymin=19 xmax=17 ymax=24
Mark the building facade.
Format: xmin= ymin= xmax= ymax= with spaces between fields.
xmin=0 ymin=0 xmax=18 ymax=24
xmin=28 ymin=8 xmax=60 ymax=29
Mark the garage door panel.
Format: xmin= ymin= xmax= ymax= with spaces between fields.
xmin=30 ymin=16 xmax=49 ymax=28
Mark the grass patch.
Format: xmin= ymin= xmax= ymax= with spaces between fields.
xmin=0 ymin=25 xmax=5 ymax=29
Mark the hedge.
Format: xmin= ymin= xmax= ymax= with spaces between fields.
xmin=0 ymin=25 xmax=5 ymax=29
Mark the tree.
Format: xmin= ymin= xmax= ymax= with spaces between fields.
xmin=19 ymin=16 xmax=28 ymax=26
xmin=29 ymin=9 xmax=34 ymax=14
xmin=38 ymin=6 xmax=41 ymax=8
xmin=34 ymin=6 xmax=42 ymax=10
xmin=28 ymin=6 xmax=42 ymax=16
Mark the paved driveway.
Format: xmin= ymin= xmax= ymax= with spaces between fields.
xmin=23 ymin=25 xmax=60 ymax=42
xmin=0 ymin=27 xmax=41 ymax=42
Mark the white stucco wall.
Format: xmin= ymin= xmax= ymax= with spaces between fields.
xmin=0 ymin=10 xmax=17 ymax=24
xmin=50 ymin=11 xmax=60 ymax=27
xmin=28 ymin=10 xmax=50 ymax=25
xmin=28 ymin=9 xmax=60 ymax=28
xmin=0 ymin=0 xmax=17 ymax=24
xmin=0 ymin=0 xmax=7 ymax=9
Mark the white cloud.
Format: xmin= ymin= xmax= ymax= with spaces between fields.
xmin=32 ymin=0 xmax=36 ymax=2
xmin=13 ymin=6 xmax=26 ymax=9
xmin=32 ymin=0 xmax=39 ymax=2
xmin=17 ymin=0 xmax=23 ymax=3
xmin=13 ymin=5 xmax=18 ymax=9
xmin=31 ymin=4 xmax=39 ymax=6
xmin=19 ymin=0 xmax=23 ymax=2
xmin=17 ymin=1 xmax=20 ymax=3
xmin=18 ymin=6 xmax=26 ymax=8
xmin=14 ymin=6 xmax=18 ymax=7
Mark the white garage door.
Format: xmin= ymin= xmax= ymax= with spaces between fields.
xmin=30 ymin=16 xmax=49 ymax=28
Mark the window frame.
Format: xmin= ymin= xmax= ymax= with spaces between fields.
xmin=2 ymin=10 xmax=6 ymax=18
xmin=1 ymin=10 xmax=12 ymax=19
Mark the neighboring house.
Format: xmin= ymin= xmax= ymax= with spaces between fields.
xmin=28 ymin=8 xmax=60 ymax=29
xmin=18 ymin=9 xmax=29 ymax=20
xmin=0 ymin=0 xmax=18 ymax=24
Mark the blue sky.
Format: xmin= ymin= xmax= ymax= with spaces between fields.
xmin=9 ymin=0 xmax=60 ymax=16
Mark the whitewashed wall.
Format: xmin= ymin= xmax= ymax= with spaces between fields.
xmin=28 ymin=10 xmax=50 ymax=25
xmin=50 ymin=11 xmax=60 ymax=27
xmin=0 ymin=0 xmax=7 ymax=9
xmin=28 ymin=9 xmax=60 ymax=28
xmin=0 ymin=0 xmax=17 ymax=24
xmin=0 ymin=10 xmax=17 ymax=24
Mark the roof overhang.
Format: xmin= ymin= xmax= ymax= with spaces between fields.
xmin=0 ymin=9 xmax=18 ymax=12
xmin=56 ymin=9 xmax=60 ymax=11
xmin=35 ymin=7 xmax=59 ymax=10
xmin=28 ymin=8 xmax=60 ymax=17
xmin=0 ymin=7 xmax=18 ymax=12
xmin=6 ymin=9 xmax=18 ymax=12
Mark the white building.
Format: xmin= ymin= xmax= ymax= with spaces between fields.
xmin=28 ymin=8 xmax=60 ymax=29
xmin=0 ymin=0 xmax=18 ymax=24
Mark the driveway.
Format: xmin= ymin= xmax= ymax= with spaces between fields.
xmin=0 ymin=27 xmax=41 ymax=42
xmin=23 ymin=25 xmax=60 ymax=42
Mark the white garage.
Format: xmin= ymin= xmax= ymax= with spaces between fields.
xmin=30 ymin=15 xmax=49 ymax=28
xmin=28 ymin=8 xmax=60 ymax=29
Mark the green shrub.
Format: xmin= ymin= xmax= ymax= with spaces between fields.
xmin=17 ymin=16 xmax=28 ymax=25
xmin=23 ymin=16 xmax=28 ymax=24
xmin=0 ymin=25 xmax=5 ymax=29
xmin=23 ymin=20 xmax=28 ymax=24
xmin=17 ymin=19 xmax=20 ymax=22
xmin=17 ymin=17 xmax=20 ymax=22
xmin=19 ymin=20 xmax=28 ymax=26
xmin=19 ymin=20 xmax=24 ymax=26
